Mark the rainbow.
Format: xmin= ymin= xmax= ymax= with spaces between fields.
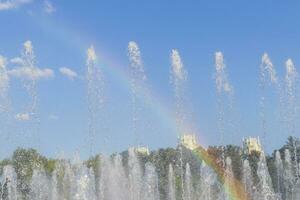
xmin=29 ymin=13 xmax=202 ymax=142
xmin=192 ymin=147 xmax=249 ymax=200
xmin=28 ymin=15 xmax=249 ymax=199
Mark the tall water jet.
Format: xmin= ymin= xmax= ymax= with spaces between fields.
xmin=259 ymin=53 xmax=278 ymax=147
xmin=30 ymin=169 xmax=50 ymax=200
xmin=170 ymin=49 xmax=187 ymax=134
xmin=72 ymin=163 xmax=96 ymax=200
xmin=21 ymin=41 xmax=38 ymax=118
xmin=2 ymin=165 xmax=18 ymax=200
xmin=128 ymin=41 xmax=147 ymax=146
xmin=0 ymin=56 xmax=10 ymax=113
xmin=60 ymin=161 xmax=75 ymax=200
xmin=98 ymin=155 xmax=129 ymax=200
xmin=257 ymin=153 xmax=276 ymax=200
xmin=184 ymin=163 xmax=193 ymax=200
xmin=142 ymin=162 xmax=160 ymax=200
xmin=242 ymin=159 xmax=254 ymax=199
xmin=274 ymin=151 xmax=284 ymax=196
xmin=284 ymin=59 xmax=299 ymax=178
xmin=112 ymin=154 xmax=129 ymax=200
xmin=170 ymin=49 xmax=187 ymax=199
xmin=86 ymin=45 xmax=104 ymax=154
xmin=198 ymin=161 xmax=216 ymax=200
xmin=283 ymin=149 xmax=294 ymax=200
xmin=167 ymin=164 xmax=176 ymax=200
xmin=128 ymin=147 xmax=143 ymax=200
xmin=214 ymin=52 xmax=233 ymax=168
xmin=0 ymin=55 xmax=11 ymax=146
xmin=11 ymin=41 xmax=48 ymax=147
xmin=224 ymin=157 xmax=234 ymax=200
xmin=51 ymin=169 xmax=58 ymax=200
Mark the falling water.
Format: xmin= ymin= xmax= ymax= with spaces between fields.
xmin=0 ymin=55 xmax=10 ymax=113
xmin=198 ymin=161 xmax=217 ymax=200
xmin=142 ymin=163 xmax=160 ymax=200
xmin=259 ymin=53 xmax=278 ymax=147
xmin=50 ymin=169 xmax=58 ymax=200
xmin=224 ymin=157 xmax=234 ymax=200
xmin=214 ymin=52 xmax=233 ymax=168
xmin=283 ymin=149 xmax=294 ymax=200
xmin=2 ymin=165 xmax=18 ymax=200
xmin=167 ymin=164 xmax=176 ymax=200
xmin=242 ymin=159 xmax=254 ymax=199
xmin=284 ymin=59 xmax=299 ymax=179
xmin=30 ymin=169 xmax=50 ymax=200
xmin=86 ymin=46 xmax=105 ymax=154
xmin=170 ymin=49 xmax=187 ymax=200
xmin=21 ymin=41 xmax=38 ymax=120
xmin=0 ymin=150 xmax=298 ymax=200
xmin=184 ymin=163 xmax=193 ymax=200
xmin=128 ymin=148 xmax=143 ymax=200
xmin=128 ymin=41 xmax=147 ymax=146
xmin=274 ymin=151 xmax=284 ymax=196
xmin=0 ymin=55 xmax=11 ymax=148
xmin=170 ymin=49 xmax=187 ymax=134
xmin=257 ymin=153 xmax=276 ymax=200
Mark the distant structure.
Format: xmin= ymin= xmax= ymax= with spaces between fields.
xmin=180 ymin=134 xmax=199 ymax=150
xmin=243 ymin=137 xmax=262 ymax=154
xmin=134 ymin=146 xmax=150 ymax=155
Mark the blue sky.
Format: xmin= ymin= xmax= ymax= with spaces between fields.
xmin=0 ymin=0 xmax=300 ymax=158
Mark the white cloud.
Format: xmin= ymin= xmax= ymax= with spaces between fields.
xmin=8 ymin=66 xmax=54 ymax=80
xmin=59 ymin=67 xmax=77 ymax=80
xmin=0 ymin=0 xmax=33 ymax=11
xmin=43 ymin=0 xmax=55 ymax=14
xmin=15 ymin=113 xmax=30 ymax=121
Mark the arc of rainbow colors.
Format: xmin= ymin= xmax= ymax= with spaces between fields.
xmin=27 ymin=17 xmax=248 ymax=200
xmin=29 ymin=14 xmax=200 ymax=144
xmin=192 ymin=146 xmax=249 ymax=200
xmin=28 ymin=13 xmax=250 ymax=199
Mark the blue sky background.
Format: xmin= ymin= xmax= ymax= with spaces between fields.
xmin=0 ymin=0 xmax=300 ymax=158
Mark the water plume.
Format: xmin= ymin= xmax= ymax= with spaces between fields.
xmin=128 ymin=147 xmax=143 ymax=200
xmin=2 ymin=165 xmax=18 ymax=200
xmin=214 ymin=52 xmax=234 ymax=168
xmin=261 ymin=53 xmax=277 ymax=84
xmin=142 ymin=162 xmax=160 ymax=200
xmin=215 ymin=52 xmax=233 ymax=95
xmin=274 ymin=151 xmax=284 ymax=195
xmin=167 ymin=164 xmax=176 ymax=200
xmin=0 ymin=56 xmax=9 ymax=102
xmin=170 ymin=49 xmax=188 ymax=200
xmin=256 ymin=153 xmax=276 ymax=200
xmin=184 ymin=163 xmax=193 ymax=200
xmin=0 ymin=55 xmax=11 ymax=144
xmin=259 ymin=53 xmax=278 ymax=146
xmin=86 ymin=45 xmax=105 ymax=154
xmin=127 ymin=41 xmax=147 ymax=146
xmin=242 ymin=159 xmax=254 ymax=199
xmin=284 ymin=59 xmax=299 ymax=178
xmin=170 ymin=49 xmax=188 ymax=134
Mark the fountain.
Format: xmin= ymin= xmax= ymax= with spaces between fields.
xmin=86 ymin=46 xmax=105 ymax=154
xmin=0 ymin=41 xmax=299 ymax=200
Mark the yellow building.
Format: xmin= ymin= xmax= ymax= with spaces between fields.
xmin=180 ymin=134 xmax=199 ymax=150
xmin=243 ymin=137 xmax=262 ymax=154
xmin=134 ymin=146 xmax=150 ymax=155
